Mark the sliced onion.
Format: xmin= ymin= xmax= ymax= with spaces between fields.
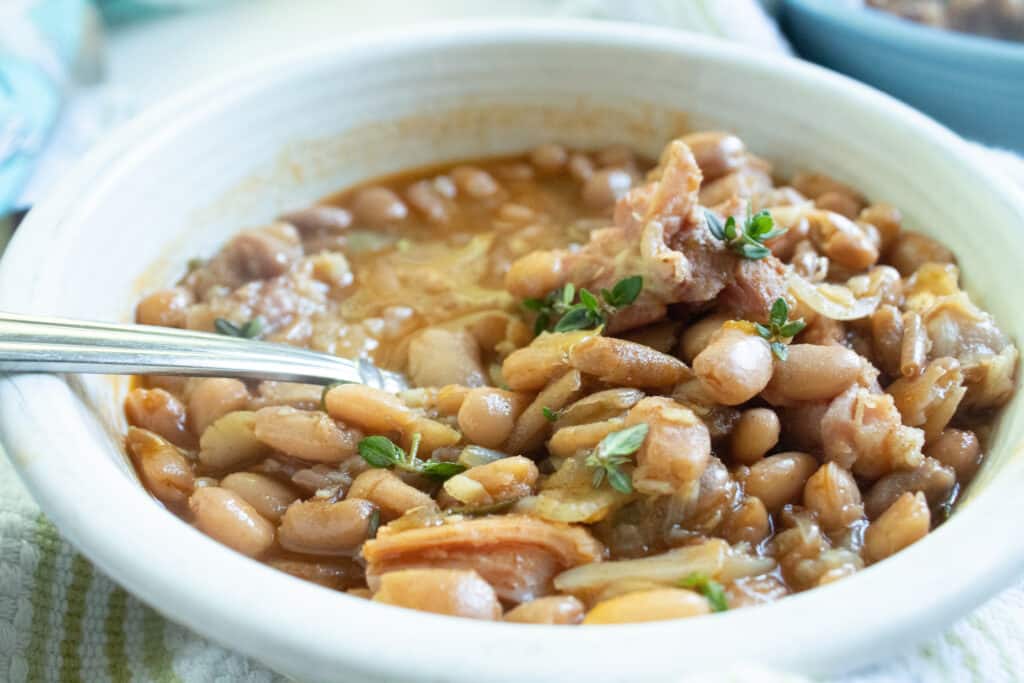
xmin=788 ymin=273 xmax=880 ymax=321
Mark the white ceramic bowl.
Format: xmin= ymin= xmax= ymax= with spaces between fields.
xmin=2 ymin=20 xmax=1024 ymax=683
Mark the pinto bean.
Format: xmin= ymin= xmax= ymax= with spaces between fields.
xmin=693 ymin=326 xmax=773 ymax=405
xmin=277 ymin=498 xmax=377 ymax=556
xmin=504 ymin=251 xmax=567 ymax=299
xmin=681 ymin=131 xmax=745 ymax=182
xmin=863 ymin=457 xmax=955 ymax=520
xmin=678 ymin=313 xmax=729 ymax=363
xmin=720 ymin=496 xmax=771 ymax=545
xmin=730 ymin=408 xmax=780 ymax=465
xmin=189 ymin=487 xmax=275 ymax=558
xmin=863 ymin=492 xmax=930 ymax=563
xmin=348 ymin=469 xmax=436 ymax=521
xmin=220 ymin=472 xmax=298 ymax=523
xmin=408 ymin=328 xmax=487 ymax=388
xmin=530 ymin=143 xmax=569 ymax=173
xmin=188 ymin=378 xmax=250 ymax=436
xmin=504 ymin=595 xmax=584 ymax=624
xmin=859 ymin=204 xmax=902 ymax=253
xmin=351 ymin=187 xmax=407 ymax=223
xmin=279 ymin=205 xmax=352 ymax=234
xmin=452 ymin=166 xmax=500 ymax=198
xmin=741 ymin=452 xmax=818 ymax=513
xmin=628 ymin=397 xmax=711 ymax=496
xmin=803 ymin=462 xmax=864 ymax=530
xmin=125 ymin=387 xmax=195 ymax=448
xmin=373 ymin=569 xmax=502 ymax=620
xmin=888 ymin=231 xmax=955 ymax=277
xmin=136 ymin=288 xmax=193 ymax=328
xmin=569 ymin=335 xmax=689 ymax=389
xmin=125 ymin=427 xmax=195 ymax=506
xmin=457 ymin=388 xmax=529 ymax=449
xmin=583 ymin=588 xmax=712 ymax=624
xmin=763 ymin=344 xmax=862 ymax=404
xmin=815 ymin=191 xmax=863 ymax=220
xmin=871 ymin=304 xmax=904 ymax=377
xmin=924 ymin=429 xmax=982 ymax=481
xmin=405 ymin=180 xmax=449 ymax=223
xmin=807 ymin=210 xmax=878 ymax=271
xmin=581 ymin=169 xmax=632 ymax=211
xmin=253 ymin=407 xmax=361 ymax=463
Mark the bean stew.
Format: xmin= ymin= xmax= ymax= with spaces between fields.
xmin=125 ymin=132 xmax=1017 ymax=624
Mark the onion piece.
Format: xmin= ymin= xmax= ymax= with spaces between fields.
xmin=788 ymin=273 xmax=880 ymax=321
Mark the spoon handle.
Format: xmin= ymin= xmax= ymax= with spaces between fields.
xmin=0 ymin=313 xmax=409 ymax=392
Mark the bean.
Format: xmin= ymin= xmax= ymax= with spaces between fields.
xmin=443 ymin=456 xmax=538 ymax=507
xmin=807 ymin=210 xmax=878 ymax=271
xmin=888 ymin=231 xmax=955 ymax=277
xmin=681 ymin=131 xmax=745 ymax=182
xmin=279 ymin=205 xmax=352 ymax=234
xmin=693 ymin=326 xmax=773 ymax=405
xmin=324 ymin=384 xmax=415 ymax=433
xmin=628 ymin=397 xmax=711 ymax=496
xmin=504 ymin=250 xmax=567 ymax=300
xmin=803 ymin=462 xmax=864 ymax=530
xmin=678 ymin=313 xmax=729 ymax=363
xmin=871 ymin=305 xmax=904 ymax=377
xmin=859 ymin=203 xmax=902 ymax=253
xmin=581 ymin=169 xmax=632 ymax=210
xmin=408 ymin=328 xmax=487 ymax=388
xmin=742 ymin=452 xmax=818 ymax=513
xmin=347 ymin=469 xmax=436 ymax=521
xmin=720 ymin=496 xmax=770 ymax=545
xmin=267 ymin=557 xmax=364 ymax=590
xmin=435 ymin=384 xmax=471 ymax=415
xmin=457 ymin=388 xmax=529 ymax=449
xmin=125 ymin=387 xmax=195 ymax=448
xmin=351 ymin=187 xmax=407 ymax=224
xmin=504 ymin=596 xmax=584 ymax=624
xmin=595 ymin=144 xmax=635 ymax=169
xmin=924 ymin=428 xmax=982 ymax=481
xmin=815 ymin=191 xmax=863 ymax=220
xmin=791 ymin=172 xmax=865 ymax=204
xmin=698 ymin=164 xmax=773 ymax=206
xmin=568 ymin=153 xmax=595 ymax=181
xmin=505 ymin=370 xmax=584 ymax=456
xmin=189 ymin=487 xmax=275 ymax=558
xmin=135 ymin=288 xmax=193 ymax=328
xmin=569 ymin=335 xmax=689 ymax=389
xmin=495 ymin=164 xmax=534 ymax=181
xmin=452 ymin=166 xmax=499 ymax=198
xmin=220 ymin=472 xmax=298 ymax=523
xmin=278 ymin=498 xmax=377 ymax=556
xmin=502 ymin=330 xmax=593 ymax=392
xmin=125 ymin=427 xmax=195 ymax=506
xmin=618 ymin=320 xmax=682 ymax=354
xmin=198 ymin=410 xmax=270 ymax=470
xmin=864 ymin=457 xmax=955 ymax=520
xmin=762 ymin=344 xmax=862 ymax=404
xmin=863 ymin=492 xmax=930 ymax=563
xmin=583 ymin=588 xmax=711 ymax=624
xmin=373 ymin=569 xmax=502 ymax=620
xmin=730 ymin=408 xmax=780 ymax=465
xmin=530 ymin=144 xmax=569 ymax=173
xmin=548 ymin=418 xmax=627 ymax=459
xmin=253 ymin=406 xmax=361 ymax=463
xmin=557 ymin=388 xmax=645 ymax=427
xmin=405 ymin=180 xmax=449 ymax=223
xmin=188 ymin=378 xmax=249 ymax=436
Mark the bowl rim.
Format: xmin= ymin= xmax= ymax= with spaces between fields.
xmin=3 ymin=18 xmax=1024 ymax=681
xmin=784 ymin=0 xmax=1024 ymax=61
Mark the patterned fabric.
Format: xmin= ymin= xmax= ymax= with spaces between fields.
xmin=0 ymin=1 xmax=1022 ymax=681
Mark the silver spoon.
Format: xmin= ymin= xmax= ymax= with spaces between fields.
xmin=0 ymin=313 xmax=410 ymax=392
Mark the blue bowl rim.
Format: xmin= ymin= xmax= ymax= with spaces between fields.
xmin=783 ymin=0 xmax=1024 ymax=63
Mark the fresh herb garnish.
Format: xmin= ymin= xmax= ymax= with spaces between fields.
xmin=522 ymin=275 xmax=643 ymax=334
xmin=214 ymin=317 xmax=264 ymax=339
xmin=357 ymin=433 xmax=466 ymax=481
xmin=542 ymin=406 xmax=560 ymax=423
xmin=704 ymin=207 xmax=786 ymax=260
xmin=679 ymin=572 xmax=729 ymax=612
xmin=585 ymin=423 xmax=648 ymax=494
xmin=754 ymin=297 xmax=806 ymax=361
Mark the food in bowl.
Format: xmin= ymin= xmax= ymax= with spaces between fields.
xmin=123 ymin=131 xmax=1017 ymax=624
xmin=867 ymin=0 xmax=1024 ymax=41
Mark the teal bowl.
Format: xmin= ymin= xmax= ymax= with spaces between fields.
xmin=781 ymin=0 xmax=1024 ymax=151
